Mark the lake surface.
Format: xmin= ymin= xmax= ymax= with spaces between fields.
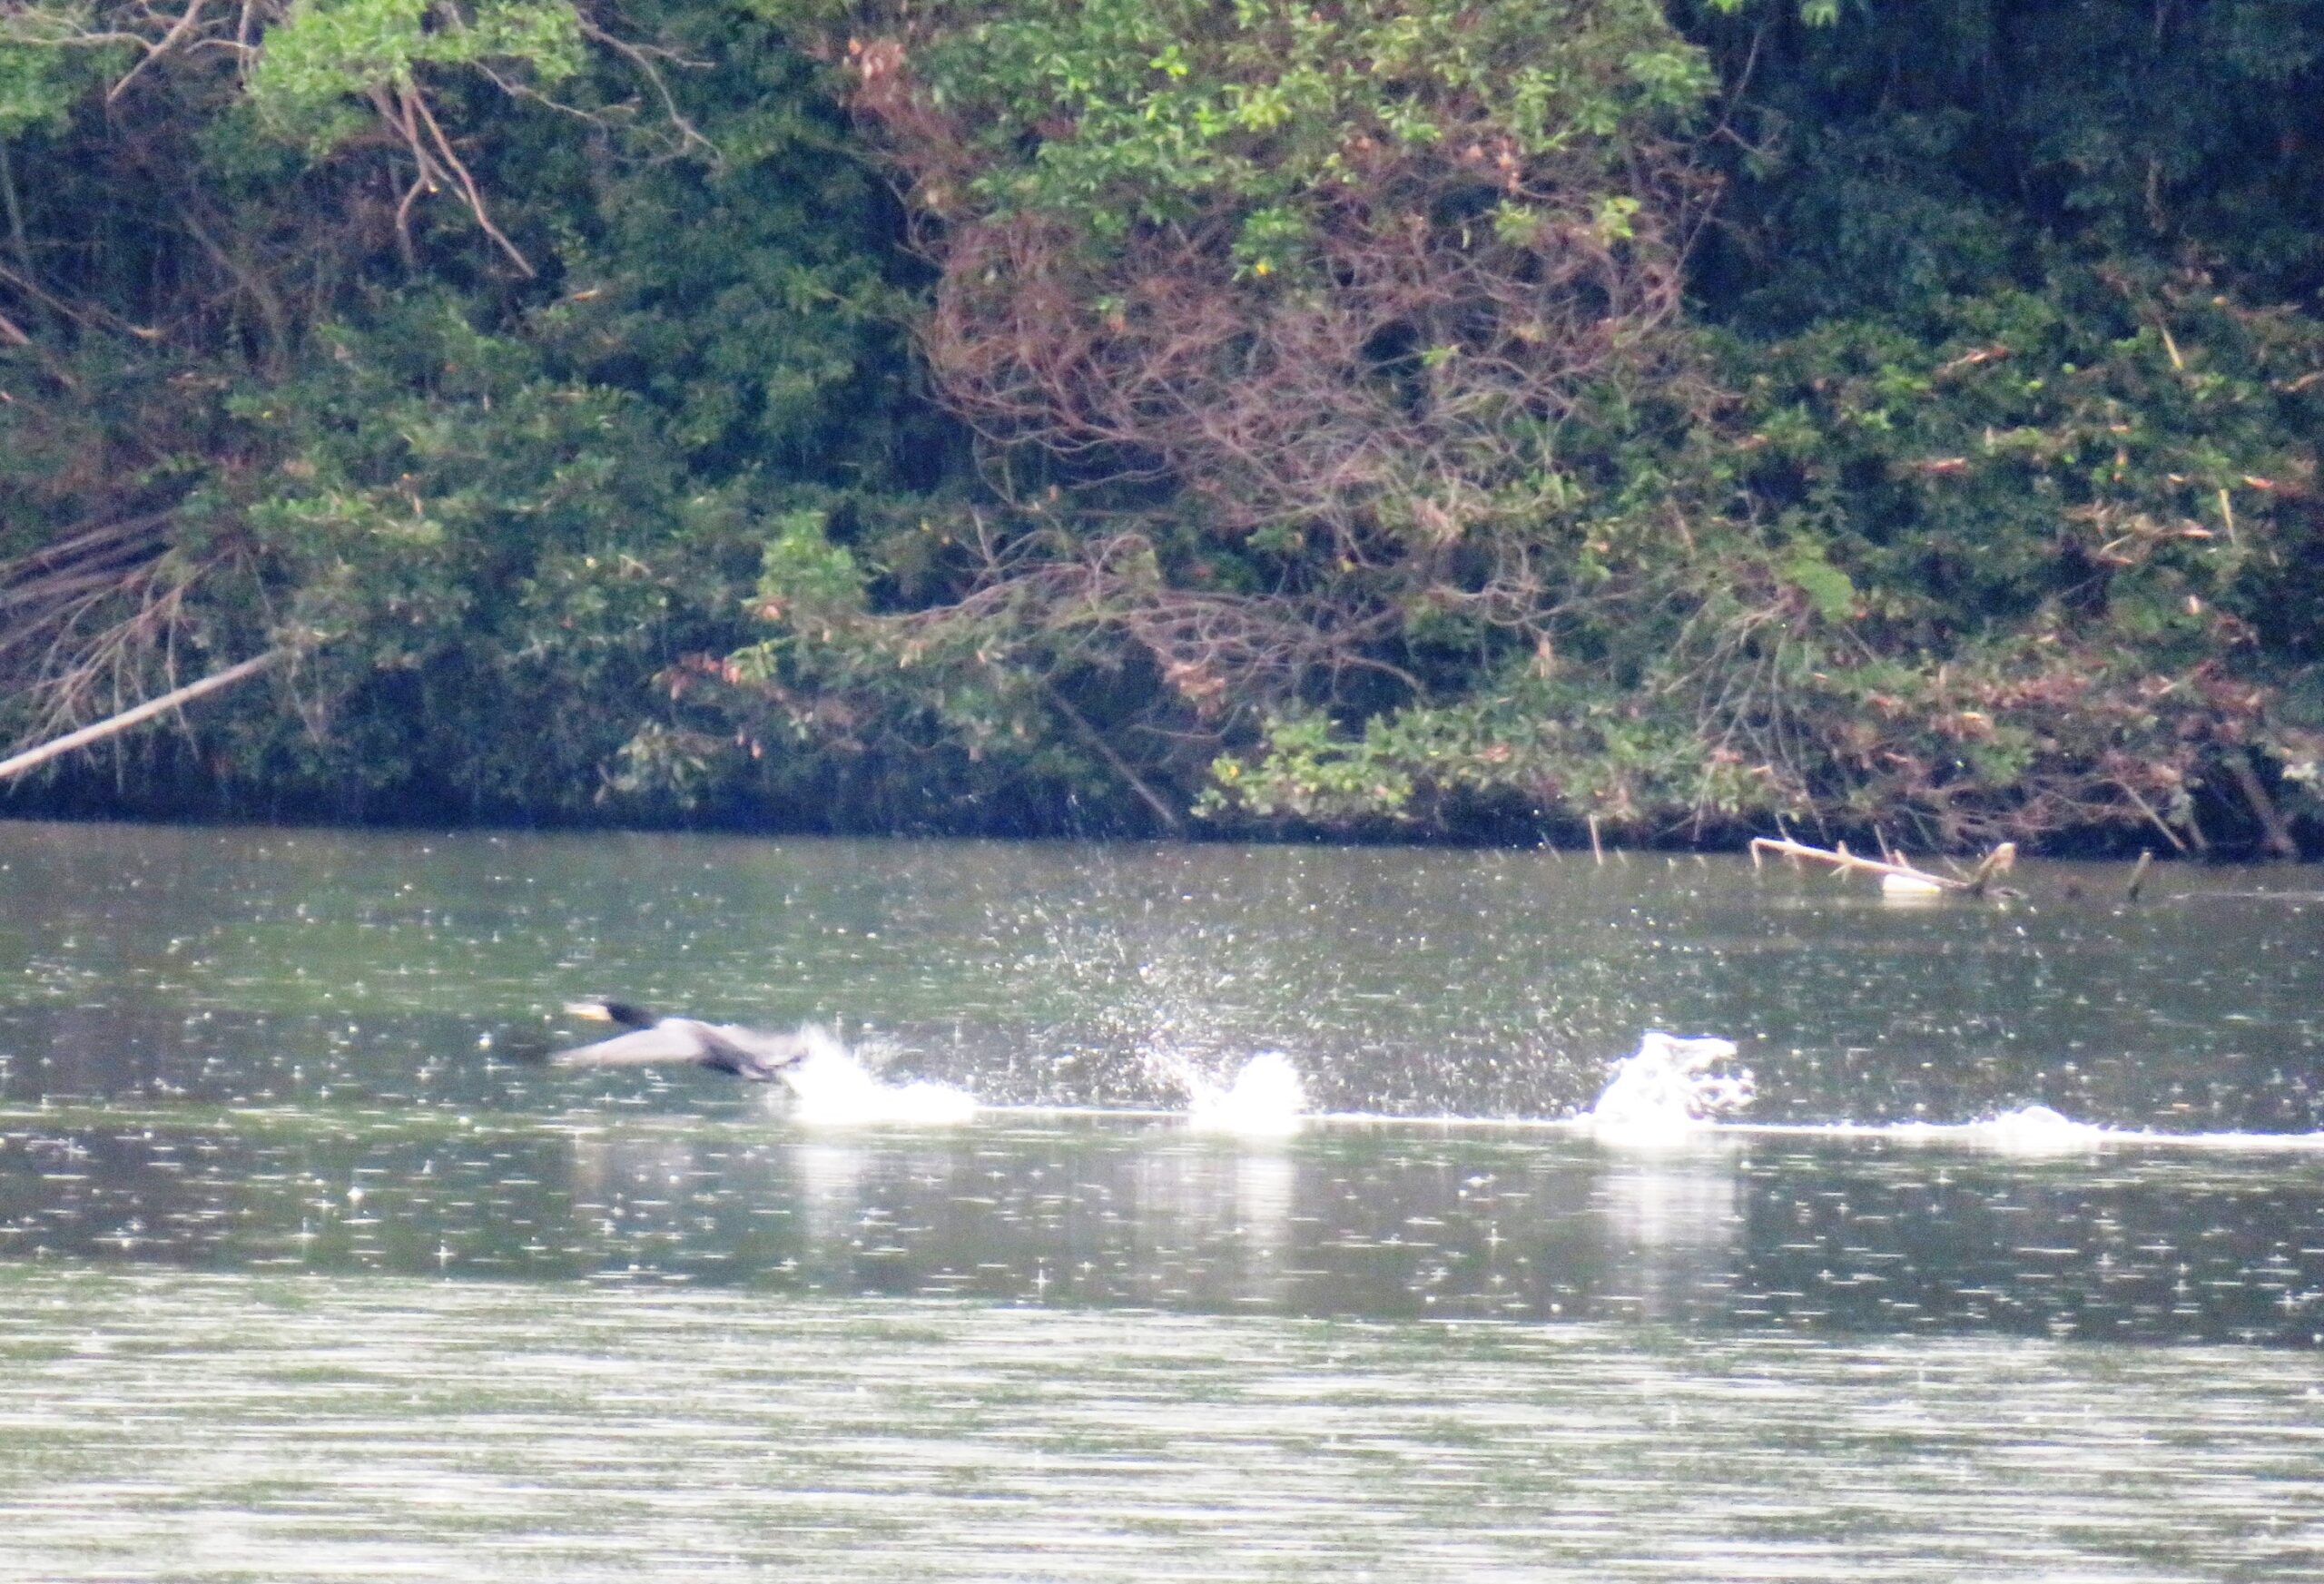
xmin=2 ymin=821 xmax=2320 ymax=1579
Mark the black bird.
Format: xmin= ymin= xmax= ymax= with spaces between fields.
xmin=552 ymin=999 xmax=811 ymax=1083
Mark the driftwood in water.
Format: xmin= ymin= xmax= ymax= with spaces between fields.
xmin=1959 ymin=841 xmax=2020 ymax=896
xmin=0 ymin=649 xmax=285 ymax=783
xmin=1749 ymin=834 xmax=2019 ymax=898
xmin=1750 ymin=834 xmax=1964 ymax=890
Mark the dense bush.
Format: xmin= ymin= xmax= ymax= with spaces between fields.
xmin=2 ymin=0 xmax=2319 ymax=851
xmin=0 ymin=0 xmax=934 ymax=822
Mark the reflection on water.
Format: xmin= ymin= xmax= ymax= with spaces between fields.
xmin=4 ymin=1113 xmax=2319 ymax=1343
xmin=1594 ymin=1155 xmax=1744 ymax=1321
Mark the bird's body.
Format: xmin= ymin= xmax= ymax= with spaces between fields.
xmin=552 ymin=999 xmax=810 ymax=1082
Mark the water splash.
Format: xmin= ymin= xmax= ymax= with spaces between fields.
xmin=1966 ymin=1104 xmax=2112 ymax=1153
xmin=1878 ymin=1104 xmax=2112 ymax=1155
xmin=1580 ymin=1032 xmax=1753 ymax=1146
xmin=779 ymin=1029 xmax=978 ymax=1127
xmin=1174 ymin=1051 xmax=1307 ymax=1138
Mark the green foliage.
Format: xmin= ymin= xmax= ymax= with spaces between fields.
xmin=251 ymin=0 xmax=586 ymax=140
xmin=1685 ymin=0 xmax=2324 ymax=322
xmin=881 ymin=0 xmax=1712 ymax=230
xmin=1206 ymin=1 xmax=2324 ymax=849
xmin=1207 ymin=269 xmax=2324 ymax=847
xmin=3 ymin=0 xmax=2320 ymax=850
xmin=212 ymin=294 xmax=754 ymax=810
xmin=0 ymin=35 xmax=104 ymax=137
xmin=0 ymin=0 xmax=939 ymax=823
xmin=697 ymin=0 xmax=1737 ymax=832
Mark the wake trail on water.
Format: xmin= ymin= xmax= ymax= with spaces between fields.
xmin=1811 ymin=1109 xmax=2324 ymax=1154
xmin=760 ymin=1025 xmax=2324 ymax=1153
xmin=1566 ymin=1031 xmax=2324 ymax=1154
xmin=765 ymin=1029 xmax=1313 ymax=1133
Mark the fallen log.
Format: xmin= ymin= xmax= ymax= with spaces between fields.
xmin=0 ymin=649 xmax=286 ymax=783
xmin=1748 ymin=833 xmax=1966 ymax=890
xmin=1748 ymin=834 xmax=2019 ymax=898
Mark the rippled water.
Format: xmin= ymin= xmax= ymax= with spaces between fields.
xmin=3 ymin=820 xmax=2321 ymax=1579
xmin=6 ymin=1270 xmax=2320 ymax=1582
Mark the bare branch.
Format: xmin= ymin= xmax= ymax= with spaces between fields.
xmin=105 ymin=0 xmax=214 ymax=102
xmin=1 ymin=648 xmax=285 ymax=782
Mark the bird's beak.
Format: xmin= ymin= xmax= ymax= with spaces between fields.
xmin=562 ymin=1000 xmax=615 ymax=1022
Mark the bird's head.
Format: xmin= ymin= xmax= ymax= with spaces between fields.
xmin=563 ymin=999 xmax=657 ymax=1030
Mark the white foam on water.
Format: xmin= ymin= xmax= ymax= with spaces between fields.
xmin=734 ymin=1026 xmax=2324 ymax=1156
xmin=1868 ymin=1096 xmax=2110 ymax=1146
xmin=1877 ymin=1105 xmax=2163 ymax=1154
xmin=1689 ymin=1109 xmax=2324 ymax=1154
xmin=948 ymin=1093 xmax=2324 ymax=1155
xmin=1178 ymin=1050 xmax=1307 ymax=1138
xmin=777 ymin=1028 xmax=978 ymax=1127
xmin=1580 ymin=1031 xmax=1754 ymax=1147
xmin=1960 ymin=1104 xmax=2112 ymax=1154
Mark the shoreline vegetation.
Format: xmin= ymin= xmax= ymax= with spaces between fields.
xmin=3 ymin=1 xmax=2320 ymax=858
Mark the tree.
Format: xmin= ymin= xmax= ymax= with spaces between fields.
xmin=704 ymin=0 xmax=1732 ymax=829
xmin=716 ymin=0 xmax=2324 ymax=850
xmin=1 ymin=0 xmax=936 ymax=821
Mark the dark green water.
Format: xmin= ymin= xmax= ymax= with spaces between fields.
xmin=2 ymin=821 xmax=2321 ymax=1579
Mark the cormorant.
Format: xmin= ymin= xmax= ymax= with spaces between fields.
xmin=552 ymin=999 xmax=811 ymax=1082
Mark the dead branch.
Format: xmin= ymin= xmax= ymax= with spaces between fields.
xmin=2223 ymin=749 xmax=2299 ymax=859
xmin=1962 ymin=841 xmax=2018 ymax=896
xmin=1041 ymin=678 xmax=1182 ymax=830
xmin=1749 ymin=833 xmax=2022 ymax=898
xmin=0 ymin=648 xmax=284 ymax=782
xmin=836 ymin=34 xmax=1710 ymax=721
xmin=1749 ymin=833 xmax=1967 ymax=890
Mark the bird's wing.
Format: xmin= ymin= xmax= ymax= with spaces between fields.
xmin=723 ymin=1026 xmax=811 ymax=1058
xmin=699 ymin=1026 xmax=812 ymax=1077
xmin=551 ymin=1022 xmax=709 ymax=1068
